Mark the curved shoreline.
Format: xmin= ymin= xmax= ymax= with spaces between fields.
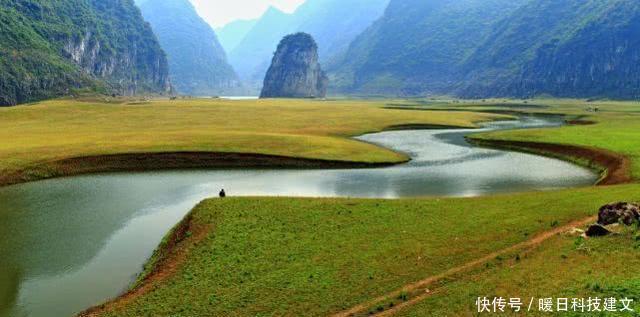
xmin=1 ymin=116 xmax=603 ymax=189
xmin=467 ymin=138 xmax=632 ymax=185
xmin=78 ymin=210 xmax=209 ymax=317
xmin=72 ymin=138 xmax=633 ymax=317
xmin=0 ymin=152 xmax=404 ymax=188
xmin=2 ymin=117 xmax=630 ymax=316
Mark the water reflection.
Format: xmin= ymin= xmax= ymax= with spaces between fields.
xmin=0 ymin=116 xmax=597 ymax=317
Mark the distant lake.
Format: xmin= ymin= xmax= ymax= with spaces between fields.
xmin=219 ymin=96 xmax=259 ymax=100
xmin=0 ymin=115 xmax=596 ymax=317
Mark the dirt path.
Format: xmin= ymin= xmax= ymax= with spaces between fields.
xmin=331 ymin=216 xmax=597 ymax=317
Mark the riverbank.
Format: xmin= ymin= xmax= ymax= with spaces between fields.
xmin=0 ymin=152 xmax=402 ymax=187
xmin=80 ymin=185 xmax=640 ymax=317
xmin=0 ymin=98 xmax=504 ymax=188
xmin=79 ymin=212 xmax=208 ymax=317
xmin=1 ymin=113 xmax=601 ymax=317
xmin=3 ymin=98 xmax=640 ymax=317
xmin=75 ymin=99 xmax=640 ymax=317
xmin=467 ymin=139 xmax=632 ymax=185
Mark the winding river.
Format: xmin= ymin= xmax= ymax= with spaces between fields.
xmin=0 ymin=115 xmax=597 ymax=317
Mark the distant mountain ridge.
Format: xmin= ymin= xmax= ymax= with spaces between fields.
xmin=331 ymin=0 xmax=640 ymax=99
xmin=6 ymin=0 xmax=638 ymax=102
xmin=223 ymin=0 xmax=390 ymax=91
xmin=216 ymin=19 xmax=258 ymax=54
xmin=139 ymin=0 xmax=240 ymax=96
xmin=228 ymin=6 xmax=293 ymax=85
xmin=0 ymin=0 xmax=171 ymax=106
xmin=329 ymin=0 xmax=529 ymax=95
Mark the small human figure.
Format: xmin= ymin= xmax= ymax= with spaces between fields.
xmin=219 ymin=189 xmax=226 ymax=198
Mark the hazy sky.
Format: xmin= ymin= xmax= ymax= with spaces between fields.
xmin=190 ymin=0 xmax=305 ymax=28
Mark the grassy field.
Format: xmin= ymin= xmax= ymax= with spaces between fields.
xmin=385 ymin=99 xmax=640 ymax=316
xmin=465 ymin=100 xmax=640 ymax=180
xmin=3 ymin=97 xmax=640 ymax=316
xmin=79 ymin=98 xmax=640 ymax=317
xmin=396 ymin=228 xmax=640 ymax=316
xmin=391 ymin=98 xmax=640 ymax=180
xmin=0 ymin=98 xmax=503 ymax=185
xmin=93 ymin=186 xmax=640 ymax=317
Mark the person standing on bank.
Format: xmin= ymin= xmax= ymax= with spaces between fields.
xmin=219 ymin=189 xmax=226 ymax=198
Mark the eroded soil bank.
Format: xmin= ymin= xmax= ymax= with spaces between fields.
xmin=468 ymin=139 xmax=632 ymax=186
xmin=0 ymin=152 xmax=401 ymax=187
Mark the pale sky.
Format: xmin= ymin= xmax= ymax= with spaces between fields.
xmin=190 ymin=0 xmax=305 ymax=28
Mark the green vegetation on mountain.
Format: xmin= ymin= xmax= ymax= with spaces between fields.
xmin=332 ymin=0 xmax=640 ymax=99
xmin=0 ymin=0 xmax=170 ymax=106
xmin=290 ymin=0 xmax=390 ymax=65
xmin=462 ymin=0 xmax=640 ymax=99
xmin=330 ymin=0 xmax=527 ymax=95
xmin=139 ymin=0 xmax=240 ymax=96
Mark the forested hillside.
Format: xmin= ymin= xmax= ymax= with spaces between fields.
xmin=329 ymin=0 xmax=527 ymax=95
xmin=461 ymin=0 xmax=640 ymax=99
xmin=139 ymin=0 xmax=240 ymax=96
xmin=0 ymin=0 xmax=171 ymax=106
xmin=331 ymin=0 xmax=640 ymax=99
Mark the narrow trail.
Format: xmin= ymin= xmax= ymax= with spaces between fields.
xmin=331 ymin=216 xmax=597 ymax=317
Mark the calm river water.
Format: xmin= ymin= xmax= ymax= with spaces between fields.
xmin=0 ymin=116 xmax=597 ymax=317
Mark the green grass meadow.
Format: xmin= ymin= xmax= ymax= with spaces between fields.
xmin=100 ymin=185 xmax=640 ymax=316
xmin=2 ymin=97 xmax=640 ymax=316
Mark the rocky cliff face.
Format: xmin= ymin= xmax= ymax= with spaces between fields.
xmin=66 ymin=0 xmax=172 ymax=95
xmin=260 ymin=33 xmax=328 ymax=98
xmin=0 ymin=0 xmax=171 ymax=106
xmin=226 ymin=0 xmax=388 ymax=91
xmin=60 ymin=28 xmax=171 ymax=96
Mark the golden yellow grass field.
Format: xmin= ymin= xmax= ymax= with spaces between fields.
xmin=0 ymin=98 xmax=503 ymax=182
